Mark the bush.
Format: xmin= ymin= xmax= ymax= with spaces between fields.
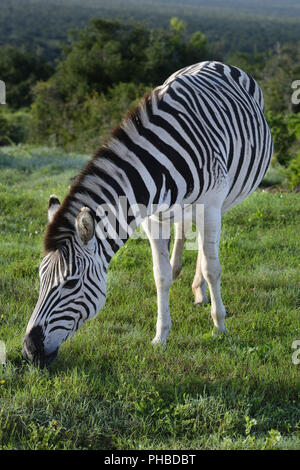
xmin=77 ymin=82 xmax=150 ymax=150
xmin=0 ymin=107 xmax=32 ymax=145
xmin=286 ymin=152 xmax=300 ymax=190
xmin=28 ymin=16 xmax=210 ymax=151
xmin=30 ymin=81 xmax=149 ymax=152
xmin=266 ymin=111 xmax=296 ymax=167
xmin=0 ymin=45 xmax=53 ymax=109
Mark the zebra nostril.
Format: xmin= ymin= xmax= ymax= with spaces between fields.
xmin=22 ymin=325 xmax=58 ymax=367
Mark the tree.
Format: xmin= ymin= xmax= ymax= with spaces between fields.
xmin=144 ymin=17 xmax=208 ymax=85
xmin=52 ymin=19 xmax=150 ymax=100
xmin=260 ymin=42 xmax=300 ymax=114
xmin=0 ymin=45 xmax=53 ymax=109
xmin=46 ymin=17 xmax=210 ymax=100
xmin=266 ymin=111 xmax=296 ymax=167
xmin=30 ymin=17 xmax=211 ymax=150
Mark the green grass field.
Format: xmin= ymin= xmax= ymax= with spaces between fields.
xmin=0 ymin=144 xmax=299 ymax=450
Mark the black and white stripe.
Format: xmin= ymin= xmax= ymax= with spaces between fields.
xmin=23 ymin=61 xmax=273 ymax=365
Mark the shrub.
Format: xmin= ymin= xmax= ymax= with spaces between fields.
xmin=0 ymin=45 xmax=53 ymax=109
xmin=286 ymin=152 xmax=300 ymax=190
xmin=29 ymin=17 xmax=210 ymax=151
xmin=30 ymin=81 xmax=149 ymax=152
xmin=0 ymin=107 xmax=32 ymax=145
xmin=266 ymin=111 xmax=296 ymax=167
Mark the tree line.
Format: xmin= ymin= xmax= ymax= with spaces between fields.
xmin=1 ymin=0 xmax=300 ymax=62
xmin=0 ymin=16 xmax=299 ymax=189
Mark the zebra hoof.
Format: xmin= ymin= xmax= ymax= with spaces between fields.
xmin=151 ymin=337 xmax=167 ymax=347
xmin=194 ymin=295 xmax=210 ymax=305
xmin=212 ymin=326 xmax=228 ymax=337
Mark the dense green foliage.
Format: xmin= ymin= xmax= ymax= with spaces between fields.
xmin=25 ymin=16 xmax=300 ymax=189
xmin=1 ymin=4 xmax=300 ymax=187
xmin=49 ymin=17 xmax=208 ymax=99
xmin=0 ymin=145 xmax=299 ymax=449
xmin=5 ymin=15 xmax=300 ymax=179
xmin=13 ymin=16 xmax=208 ymax=150
xmin=27 ymin=17 xmax=210 ymax=150
xmin=0 ymin=108 xmax=31 ymax=146
xmin=0 ymin=45 xmax=53 ymax=109
xmin=1 ymin=0 xmax=300 ymax=61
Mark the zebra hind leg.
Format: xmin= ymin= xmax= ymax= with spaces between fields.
xmin=192 ymin=231 xmax=209 ymax=305
xmin=197 ymin=207 xmax=227 ymax=335
xmin=170 ymin=221 xmax=190 ymax=280
xmin=170 ymin=222 xmax=210 ymax=305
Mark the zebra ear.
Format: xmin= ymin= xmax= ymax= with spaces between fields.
xmin=48 ymin=195 xmax=61 ymax=222
xmin=75 ymin=207 xmax=95 ymax=245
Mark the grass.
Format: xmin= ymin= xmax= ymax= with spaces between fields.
xmin=0 ymin=144 xmax=300 ymax=450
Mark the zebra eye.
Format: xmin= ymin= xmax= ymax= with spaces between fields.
xmin=63 ymin=278 xmax=79 ymax=289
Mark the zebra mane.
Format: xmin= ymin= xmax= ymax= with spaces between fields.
xmin=43 ymin=90 xmax=153 ymax=256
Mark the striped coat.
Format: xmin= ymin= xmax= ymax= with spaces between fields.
xmin=22 ymin=61 xmax=273 ymax=366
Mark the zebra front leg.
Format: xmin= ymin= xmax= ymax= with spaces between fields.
xmin=198 ymin=208 xmax=227 ymax=334
xmin=192 ymin=232 xmax=209 ymax=305
xmin=142 ymin=219 xmax=173 ymax=345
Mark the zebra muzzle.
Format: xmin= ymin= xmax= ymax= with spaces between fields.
xmin=22 ymin=325 xmax=58 ymax=367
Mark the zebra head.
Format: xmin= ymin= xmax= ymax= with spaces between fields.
xmin=22 ymin=196 xmax=107 ymax=367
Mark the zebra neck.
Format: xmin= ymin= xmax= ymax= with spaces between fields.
xmin=44 ymin=141 xmax=173 ymax=257
xmin=70 ymin=146 xmax=172 ymax=262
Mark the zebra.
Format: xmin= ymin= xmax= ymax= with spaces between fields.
xmin=22 ymin=61 xmax=273 ymax=366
